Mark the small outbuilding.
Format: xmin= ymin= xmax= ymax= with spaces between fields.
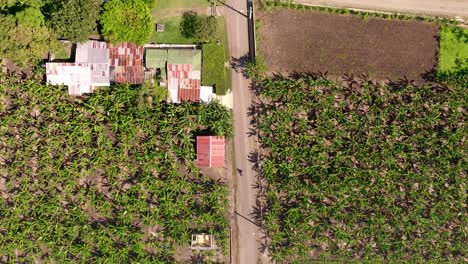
xmin=156 ymin=23 xmax=165 ymax=32
xmin=191 ymin=234 xmax=215 ymax=250
xmin=196 ymin=136 xmax=225 ymax=168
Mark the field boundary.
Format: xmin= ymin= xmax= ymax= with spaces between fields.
xmin=260 ymin=0 xmax=465 ymax=26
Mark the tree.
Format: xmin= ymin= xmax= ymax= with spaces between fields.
xmin=100 ymin=0 xmax=153 ymax=45
xmin=0 ymin=14 xmax=59 ymax=67
xmin=48 ymin=0 xmax=101 ymax=42
xmin=0 ymin=0 xmax=45 ymax=9
xmin=180 ymin=12 xmax=218 ymax=43
xmin=15 ymin=7 xmax=44 ymax=27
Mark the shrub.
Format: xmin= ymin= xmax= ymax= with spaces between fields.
xmin=245 ymin=57 xmax=267 ymax=81
xmin=180 ymin=12 xmax=218 ymax=43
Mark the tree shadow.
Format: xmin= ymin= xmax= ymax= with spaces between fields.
xmin=190 ymin=253 xmax=204 ymax=264
xmin=288 ymin=70 xmax=329 ymax=80
xmin=248 ymin=150 xmax=260 ymax=171
xmin=230 ymin=54 xmax=250 ymax=78
xmin=235 ymin=211 xmax=259 ymax=227
xmin=420 ymin=68 xmax=437 ymax=82
xmin=385 ymin=75 xmax=420 ymax=94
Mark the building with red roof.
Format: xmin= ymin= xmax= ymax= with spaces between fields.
xmin=46 ymin=41 xmax=145 ymax=95
xmin=167 ymin=63 xmax=201 ymax=102
xmin=196 ymin=136 xmax=225 ymax=168
xmin=108 ymin=42 xmax=145 ymax=84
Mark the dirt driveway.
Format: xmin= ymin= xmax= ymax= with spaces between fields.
xmin=295 ymin=0 xmax=468 ymax=20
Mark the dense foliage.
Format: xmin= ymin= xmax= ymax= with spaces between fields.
xmin=0 ymin=13 xmax=59 ymax=67
xmin=0 ymin=76 xmax=232 ymax=262
xmin=101 ymin=0 xmax=154 ymax=45
xmin=255 ymin=75 xmax=466 ymax=262
xmin=48 ymin=0 xmax=101 ymax=42
xmin=0 ymin=0 xmax=45 ymax=9
xmin=180 ymin=11 xmax=218 ymax=43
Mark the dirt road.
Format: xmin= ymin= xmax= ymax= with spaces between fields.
xmin=222 ymin=0 xmax=263 ymax=263
xmin=295 ymin=0 xmax=468 ymax=20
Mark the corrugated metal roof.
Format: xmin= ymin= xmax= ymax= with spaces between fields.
xmin=108 ymin=43 xmax=145 ymax=84
xmin=112 ymin=66 xmax=145 ymax=84
xmin=46 ymin=62 xmax=110 ymax=95
xmin=145 ymin=49 xmax=168 ymax=68
xmin=167 ymin=63 xmax=201 ymax=103
xmin=167 ymin=49 xmax=202 ymax=71
xmin=76 ymin=41 xmax=109 ymax=64
xmin=196 ymin=136 xmax=225 ymax=168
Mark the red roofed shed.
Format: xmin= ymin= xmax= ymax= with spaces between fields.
xmin=196 ymin=136 xmax=225 ymax=168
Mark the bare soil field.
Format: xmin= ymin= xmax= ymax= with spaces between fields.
xmin=258 ymin=9 xmax=439 ymax=81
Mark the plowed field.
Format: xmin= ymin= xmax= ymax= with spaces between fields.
xmin=259 ymin=9 xmax=439 ymax=81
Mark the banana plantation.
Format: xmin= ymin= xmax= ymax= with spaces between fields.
xmin=255 ymin=75 xmax=466 ymax=262
xmin=0 ymin=74 xmax=232 ymax=262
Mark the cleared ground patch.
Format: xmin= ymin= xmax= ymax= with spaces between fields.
xmin=258 ymin=9 xmax=439 ymax=80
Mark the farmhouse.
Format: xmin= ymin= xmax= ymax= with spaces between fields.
xmin=145 ymin=48 xmax=212 ymax=103
xmin=46 ymin=41 xmax=213 ymax=102
xmin=46 ymin=41 xmax=144 ymax=95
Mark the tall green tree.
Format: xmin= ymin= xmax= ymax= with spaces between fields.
xmin=0 ymin=0 xmax=44 ymax=9
xmin=48 ymin=0 xmax=101 ymax=42
xmin=15 ymin=7 xmax=44 ymax=27
xmin=100 ymin=0 xmax=153 ymax=45
xmin=0 ymin=13 xmax=59 ymax=67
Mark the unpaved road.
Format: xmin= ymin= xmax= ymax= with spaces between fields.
xmin=295 ymin=0 xmax=468 ymax=20
xmin=223 ymin=0 xmax=263 ymax=263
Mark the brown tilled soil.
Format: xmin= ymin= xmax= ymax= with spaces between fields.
xmin=258 ymin=9 xmax=439 ymax=81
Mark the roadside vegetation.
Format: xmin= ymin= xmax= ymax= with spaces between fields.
xmin=254 ymin=75 xmax=466 ymax=262
xmin=259 ymin=0 xmax=460 ymax=25
xmin=0 ymin=74 xmax=232 ymax=262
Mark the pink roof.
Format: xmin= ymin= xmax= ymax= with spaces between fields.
xmin=167 ymin=64 xmax=201 ymax=102
xmin=196 ymin=136 xmax=225 ymax=168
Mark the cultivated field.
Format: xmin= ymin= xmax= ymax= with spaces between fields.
xmin=255 ymin=75 xmax=466 ymax=262
xmin=0 ymin=77 xmax=232 ymax=262
xmin=258 ymin=9 xmax=439 ymax=80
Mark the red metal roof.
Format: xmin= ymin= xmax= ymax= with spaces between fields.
xmin=196 ymin=136 xmax=225 ymax=168
xmin=108 ymin=43 xmax=145 ymax=84
xmin=167 ymin=64 xmax=201 ymax=102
